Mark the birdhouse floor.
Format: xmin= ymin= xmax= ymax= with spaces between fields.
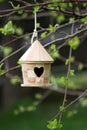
xmin=21 ymin=84 xmax=52 ymax=87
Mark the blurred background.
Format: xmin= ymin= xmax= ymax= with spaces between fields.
xmin=0 ymin=1 xmax=87 ymax=130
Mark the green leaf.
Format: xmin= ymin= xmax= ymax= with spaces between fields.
xmin=65 ymin=59 xmax=69 ymax=65
xmin=48 ymin=44 xmax=60 ymax=60
xmin=65 ymin=57 xmax=75 ymax=65
xmin=27 ymin=106 xmax=36 ymax=112
xmin=60 ymin=106 xmax=65 ymax=112
xmin=59 ymin=3 xmax=67 ymax=9
xmin=2 ymin=47 xmax=12 ymax=57
xmin=79 ymin=98 xmax=87 ymax=107
xmin=67 ymin=110 xmax=77 ymax=118
xmin=0 ymin=63 xmax=4 ymax=69
xmin=18 ymin=10 xmax=23 ymax=15
xmin=57 ymin=77 xmax=66 ymax=86
xmin=68 ymin=2 xmax=73 ymax=8
xmin=0 ymin=21 xmax=15 ymax=35
xmin=10 ymin=76 xmax=21 ymax=85
xmin=0 ymin=69 xmax=5 ymax=75
xmin=35 ymin=93 xmax=42 ymax=99
xmin=48 ymin=24 xmax=55 ymax=32
xmin=69 ymin=17 xmax=75 ymax=23
xmin=17 ymin=61 xmax=21 ymax=65
xmin=69 ymin=69 xmax=75 ymax=77
xmin=51 ymin=11 xmax=57 ymax=17
xmin=23 ymin=33 xmax=29 ymax=40
xmin=14 ymin=4 xmax=20 ymax=9
xmin=32 ymin=101 xmax=39 ymax=107
xmin=33 ymin=5 xmax=40 ymax=12
xmin=57 ymin=14 xmax=65 ymax=23
xmin=78 ymin=63 xmax=83 ymax=71
xmin=13 ymin=4 xmax=23 ymax=14
xmin=50 ymin=44 xmax=56 ymax=50
xmin=15 ymin=27 xmax=23 ymax=35
xmin=68 ymin=36 xmax=80 ymax=50
xmin=0 ymin=63 xmax=5 ymax=75
xmin=41 ymin=31 xmax=47 ymax=38
xmin=36 ymin=23 xmax=40 ymax=28
xmin=47 ymin=119 xmax=62 ymax=130
xmin=51 ymin=75 xmax=57 ymax=85
xmin=70 ymin=56 xmax=75 ymax=63
xmin=19 ymin=106 xmax=25 ymax=112
xmin=83 ymin=2 xmax=87 ymax=7
xmin=81 ymin=16 xmax=87 ymax=25
xmin=14 ymin=109 xmax=19 ymax=115
xmin=48 ymin=4 xmax=53 ymax=8
xmin=52 ymin=51 xmax=60 ymax=60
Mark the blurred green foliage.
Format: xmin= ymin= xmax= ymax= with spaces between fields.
xmin=0 ymin=98 xmax=87 ymax=130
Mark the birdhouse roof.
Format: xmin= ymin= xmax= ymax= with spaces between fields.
xmin=19 ymin=40 xmax=54 ymax=63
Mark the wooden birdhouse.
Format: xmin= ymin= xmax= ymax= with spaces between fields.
xmin=19 ymin=40 xmax=54 ymax=87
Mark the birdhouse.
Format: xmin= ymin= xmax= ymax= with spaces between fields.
xmin=19 ymin=40 xmax=54 ymax=87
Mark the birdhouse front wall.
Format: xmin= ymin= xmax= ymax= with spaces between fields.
xmin=21 ymin=63 xmax=51 ymax=86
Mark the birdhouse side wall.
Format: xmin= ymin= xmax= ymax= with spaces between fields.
xmin=21 ymin=63 xmax=51 ymax=86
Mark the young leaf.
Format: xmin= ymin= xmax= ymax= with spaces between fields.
xmin=50 ymin=44 xmax=56 ymax=50
xmin=65 ymin=57 xmax=75 ymax=65
xmin=78 ymin=63 xmax=83 ymax=71
xmin=35 ymin=93 xmax=42 ymax=99
xmin=81 ymin=16 xmax=87 ymax=25
xmin=13 ymin=4 xmax=23 ymax=15
xmin=68 ymin=2 xmax=73 ymax=8
xmin=0 ymin=21 xmax=15 ymax=35
xmin=18 ymin=10 xmax=23 ymax=15
xmin=57 ymin=14 xmax=65 ymax=23
xmin=33 ymin=5 xmax=40 ymax=12
xmin=27 ymin=106 xmax=36 ymax=112
xmin=68 ymin=36 xmax=80 ymax=50
xmin=0 ymin=69 xmax=5 ymax=75
xmin=69 ymin=17 xmax=75 ymax=23
xmin=47 ymin=119 xmax=62 ymax=130
xmin=57 ymin=77 xmax=66 ymax=86
xmin=69 ymin=69 xmax=75 ymax=77
xmin=52 ymin=51 xmax=60 ymax=60
xmin=10 ymin=76 xmax=21 ymax=85
xmin=41 ymin=31 xmax=47 ymax=38
xmin=2 ymin=47 xmax=12 ymax=57
xmin=48 ymin=24 xmax=55 ymax=32
xmin=65 ymin=59 xmax=69 ymax=65
xmin=0 ymin=63 xmax=5 ymax=75
xmin=60 ymin=106 xmax=65 ymax=112
xmin=48 ymin=44 xmax=60 ymax=60
xmin=15 ymin=27 xmax=23 ymax=35
xmin=36 ymin=23 xmax=40 ymax=28
xmin=0 ymin=63 xmax=4 ymax=69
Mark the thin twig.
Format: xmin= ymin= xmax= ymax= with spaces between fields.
xmin=65 ymin=89 xmax=87 ymax=109
xmin=1 ymin=65 xmax=20 ymax=76
xmin=58 ymin=22 xmax=75 ymax=123
xmin=0 ymin=43 xmax=28 ymax=64
xmin=58 ymin=47 xmax=72 ymax=123
xmin=2 ymin=33 xmax=29 ymax=47
xmin=38 ymin=90 xmax=52 ymax=104
xmin=50 ymin=88 xmax=87 ymax=120
xmin=44 ymin=26 xmax=87 ymax=47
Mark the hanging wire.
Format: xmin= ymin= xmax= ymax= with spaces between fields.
xmin=31 ymin=0 xmax=38 ymax=44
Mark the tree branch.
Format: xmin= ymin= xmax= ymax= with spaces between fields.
xmin=0 ymin=43 xmax=28 ymax=64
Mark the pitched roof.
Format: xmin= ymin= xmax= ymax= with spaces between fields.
xmin=19 ymin=40 xmax=54 ymax=63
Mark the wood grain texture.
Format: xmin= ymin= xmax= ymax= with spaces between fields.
xmin=19 ymin=40 xmax=53 ymax=63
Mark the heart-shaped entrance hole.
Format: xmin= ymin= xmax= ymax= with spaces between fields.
xmin=34 ymin=67 xmax=44 ymax=77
